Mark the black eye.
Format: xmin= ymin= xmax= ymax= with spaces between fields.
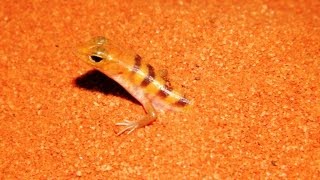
xmin=90 ymin=55 xmax=103 ymax=62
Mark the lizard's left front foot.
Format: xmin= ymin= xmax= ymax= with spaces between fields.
xmin=115 ymin=103 xmax=157 ymax=135
xmin=115 ymin=120 xmax=139 ymax=135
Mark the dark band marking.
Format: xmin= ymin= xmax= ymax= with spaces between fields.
xmin=157 ymin=85 xmax=172 ymax=98
xmin=132 ymin=54 xmax=142 ymax=73
xmin=140 ymin=64 xmax=155 ymax=87
xmin=175 ymin=97 xmax=190 ymax=107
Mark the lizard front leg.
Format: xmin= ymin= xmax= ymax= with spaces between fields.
xmin=115 ymin=102 xmax=157 ymax=135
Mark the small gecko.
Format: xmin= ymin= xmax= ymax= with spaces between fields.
xmin=76 ymin=36 xmax=191 ymax=135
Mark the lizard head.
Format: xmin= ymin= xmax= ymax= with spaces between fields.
xmin=76 ymin=36 xmax=116 ymax=67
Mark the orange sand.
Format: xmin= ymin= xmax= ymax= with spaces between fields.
xmin=0 ymin=0 xmax=319 ymax=178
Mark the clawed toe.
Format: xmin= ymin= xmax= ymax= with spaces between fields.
xmin=115 ymin=120 xmax=139 ymax=135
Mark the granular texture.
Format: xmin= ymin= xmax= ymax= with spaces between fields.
xmin=0 ymin=0 xmax=319 ymax=178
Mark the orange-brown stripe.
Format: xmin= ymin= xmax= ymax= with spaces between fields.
xmin=132 ymin=54 xmax=142 ymax=73
xmin=157 ymin=84 xmax=172 ymax=98
xmin=174 ymin=97 xmax=190 ymax=107
xmin=140 ymin=64 xmax=155 ymax=87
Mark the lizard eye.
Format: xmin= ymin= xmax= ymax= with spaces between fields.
xmin=90 ymin=55 xmax=103 ymax=62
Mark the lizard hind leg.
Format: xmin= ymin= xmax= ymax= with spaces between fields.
xmin=115 ymin=102 xmax=157 ymax=135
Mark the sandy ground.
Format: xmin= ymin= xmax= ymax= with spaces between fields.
xmin=0 ymin=0 xmax=319 ymax=178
